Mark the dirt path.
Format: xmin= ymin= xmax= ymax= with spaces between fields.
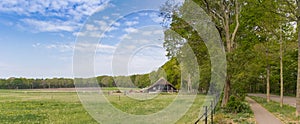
xmin=246 ymin=97 xmax=283 ymax=124
xmin=248 ymin=93 xmax=296 ymax=107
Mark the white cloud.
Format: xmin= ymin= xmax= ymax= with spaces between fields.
xmin=133 ymin=17 xmax=139 ymax=20
xmin=113 ymin=22 xmax=121 ymax=27
xmin=86 ymin=24 xmax=99 ymax=31
xmin=149 ymin=12 xmax=163 ymax=23
xmin=140 ymin=39 xmax=150 ymax=43
xmin=33 ymin=42 xmax=74 ymax=52
xmin=0 ymin=0 xmax=109 ymax=19
xmin=98 ymin=44 xmax=116 ymax=50
xmin=119 ymin=34 xmax=132 ymax=40
xmin=95 ymin=20 xmax=107 ymax=29
xmin=88 ymin=32 xmax=113 ymax=38
xmin=125 ymin=21 xmax=139 ymax=26
xmin=73 ymin=32 xmax=85 ymax=37
xmin=32 ymin=43 xmax=41 ymax=48
xmin=0 ymin=0 xmax=111 ymax=32
xmin=153 ymin=30 xmax=163 ymax=34
xmin=73 ymin=42 xmax=117 ymax=54
xmin=94 ymin=20 xmax=118 ymax=32
xmin=142 ymin=31 xmax=152 ymax=36
xmin=33 ymin=41 xmax=116 ymax=55
xmin=124 ymin=27 xmax=138 ymax=33
xmin=112 ymin=13 xmax=120 ymax=16
xmin=46 ymin=44 xmax=58 ymax=49
xmin=103 ymin=16 xmax=110 ymax=20
xmin=138 ymin=13 xmax=148 ymax=16
xmin=72 ymin=19 xmax=118 ymax=38
xmin=22 ymin=18 xmax=78 ymax=32
xmin=141 ymin=30 xmax=162 ymax=36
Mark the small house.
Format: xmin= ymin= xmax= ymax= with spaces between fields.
xmin=145 ymin=78 xmax=177 ymax=93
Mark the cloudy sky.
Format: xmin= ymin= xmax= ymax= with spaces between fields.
xmin=0 ymin=0 xmax=171 ymax=78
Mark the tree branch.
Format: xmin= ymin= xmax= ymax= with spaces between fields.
xmin=203 ymin=0 xmax=210 ymax=13
xmin=210 ymin=8 xmax=226 ymax=28
xmin=231 ymin=0 xmax=240 ymax=46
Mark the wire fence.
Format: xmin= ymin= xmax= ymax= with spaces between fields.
xmin=194 ymin=95 xmax=219 ymax=124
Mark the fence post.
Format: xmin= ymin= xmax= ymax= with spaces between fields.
xmin=214 ymin=97 xmax=217 ymax=114
xmin=211 ymin=100 xmax=214 ymax=124
xmin=204 ymin=106 xmax=208 ymax=124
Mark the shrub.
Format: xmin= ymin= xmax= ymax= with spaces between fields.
xmin=224 ymin=96 xmax=252 ymax=114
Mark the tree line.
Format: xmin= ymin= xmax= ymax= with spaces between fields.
xmin=0 ymin=78 xmax=74 ymax=89
xmin=0 ymin=70 xmax=180 ymax=90
xmin=159 ymin=0 xmax=300 ymax=114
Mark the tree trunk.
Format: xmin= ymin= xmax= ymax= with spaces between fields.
xmin=222 ymin=76 xmax=231 ymax=107
xmin=266 ymin=45 xmax=270 ymax=102
xmin=205 ymin=0 xmax=239 ymax=107
xmin=221 ymin=4 xmax=232 ymax=107
xmin=296 ymin=23 xmax=300 ymax=116
xmin=188 ymin=73 xmax=191 ymax=93
xmin=296 ymin=0 xmax=300 ymax=117
xmin=280 ymin=27 xmax=283 ymax=108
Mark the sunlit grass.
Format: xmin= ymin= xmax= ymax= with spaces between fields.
xmin=0 ymin=89 xmax=255 ymax=124
xmin=0 ymin=89 xmax=207 ymax=124
xmin=0 ymin=90 xmax=97 ymax=124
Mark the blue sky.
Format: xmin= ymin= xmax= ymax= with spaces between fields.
xmin=0 ymin=0 xmax=172 ymax=78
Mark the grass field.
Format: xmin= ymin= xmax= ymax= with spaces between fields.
xmin=0 ymin=89 xmax=97 ymax=124
xmin=0 ymin=89 xmax=209 ymax=124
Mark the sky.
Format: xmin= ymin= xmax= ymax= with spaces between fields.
xmin=0 ymin=0 xmax=172 ymax=78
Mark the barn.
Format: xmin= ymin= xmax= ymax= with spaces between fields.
xmin=145 ymin=78 xmax=177 ymax=93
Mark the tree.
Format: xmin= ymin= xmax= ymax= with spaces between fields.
xmin=160 ymin=0 xmax=243 ymax=105
xmin=161 ymin=5 xmax=212 ymax=93
xmin=280 ymin=26 xmax=284 ymax=107
xmin=297 ymin=0 xmax=300 ymax=116
xmin=195 ymin=0 xmax=241 ymax=106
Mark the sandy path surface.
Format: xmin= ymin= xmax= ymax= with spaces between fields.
xmin=248 ymin=93 xmax=296 ymax=107
xmin=246 ymin=97 xmax=283 ymax=124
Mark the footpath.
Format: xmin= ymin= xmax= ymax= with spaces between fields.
xmin=248 ymin=93 xmax=296 ymax=107
xmin=246 ymin=97 xmax=283 ymax=124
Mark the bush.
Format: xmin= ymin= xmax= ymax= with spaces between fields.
xmin=224 ymin=96 xmax=252 ymax=114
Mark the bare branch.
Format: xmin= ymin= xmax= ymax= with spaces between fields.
xmin=211 ymin=9 xmax=225 ymax=20
xmin=203 ymin=0 xmax=210 ymax=13
xmin=231 ymin=0 xmax=240 ymax=46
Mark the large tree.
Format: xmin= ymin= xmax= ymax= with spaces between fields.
xmin=297 ymin=0 xmax=300 ymax=116
xmin=161 ymin=0 xmax=241 ymax=106
xmin=195 ymin=0 xmax=241 ymax=106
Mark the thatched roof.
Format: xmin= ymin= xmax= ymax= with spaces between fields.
xmin=147 ymin=77 xmax=177 ymax=90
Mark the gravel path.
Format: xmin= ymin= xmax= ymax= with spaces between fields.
xmin=246 ymin=97 xmax=283 ymax=124
xmin=248 ymin=93 xmax=296 ymax=107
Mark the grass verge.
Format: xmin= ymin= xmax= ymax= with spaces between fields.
xmin=214 ymin=112 xmax=255 ymax=124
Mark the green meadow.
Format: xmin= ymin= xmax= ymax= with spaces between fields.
xmin=0 ymin=89 xmax=207 ymax=124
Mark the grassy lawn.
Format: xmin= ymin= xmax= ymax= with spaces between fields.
xmin=0 ymin=89 xmax=97 ymax=124
xmin=0 ymin=89 xmax=207 ymax=124
xmin=249 ymin=96 xmax=300 ymax=123
xmin=0 ymin=89 xmax=256 ymax=124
